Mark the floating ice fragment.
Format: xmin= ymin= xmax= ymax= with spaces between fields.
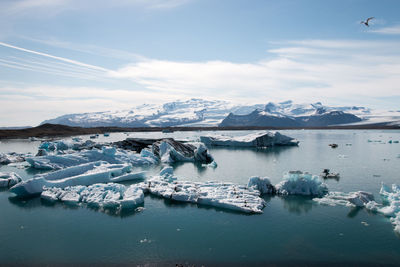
xmin=361 ymin=221 xmax=369 ymax=226
xmin=377 ymin=183 xmax=400 ymax=233
xmin=200 ymin=131 xmax=299 ymax=147
xmin=247 ymin=176 xmax=275 ymax=194
xmin=153 ymin=140 xmax=213 ymax=164
xmin=0 ymin=172 xmax=22 ymax=188
xmin=41 ymin=183 xmax=144 ymax=210
xmin=276 ymin=171 xmax=328 ymax=196
xmin=0 ymin=152 xmax=25 ymax=165
xmin=313 ymin=191 xmax=374 ymax=207
xmin=159 ymin=166 xmax=174 ymax=176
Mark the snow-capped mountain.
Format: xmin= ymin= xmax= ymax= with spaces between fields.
xmin=41 ymin=99 xmax=400 ymax=128
xmin=42 ymin=99 xmax=237 ymax=127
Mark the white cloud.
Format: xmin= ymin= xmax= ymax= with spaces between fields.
xmin=370 ymin=25 xmax=400 ymax=35
xmin=108 ymin=39 xmax=400 ymax=105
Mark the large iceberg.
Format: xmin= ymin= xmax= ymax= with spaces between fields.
xmin=0 ymin=172 xmax=22 ymax=188
xmin=275 ymin=171 xmax=327 ymax=196
xmin=140 ymin=172 xmax=265 ymax=213
xmin=26 ymin=146 xmax=158 ymax=170
xmin=200 ymin=131 xmax=299 ymax=147
xmin=10 ymin=161 xmax=146 ymax=197
xmin=41 ymin=183 xmax=144 ymax=210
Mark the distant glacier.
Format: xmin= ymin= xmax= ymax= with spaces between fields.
xmin=41 ymin=98 xmax=400 ymax=128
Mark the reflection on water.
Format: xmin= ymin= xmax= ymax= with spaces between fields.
xmin=347 ymin=207 xmax=362 ymax=218
xmin=280 ymin=195 xmax=315 ymax=215
xmin=8 ymin=195 xmax=43 ymax=209
xmin=151 ymin=194 xmax=257 ymax=216
xmin=8 ymin=194 xmax=144 ymax=218
xmin=210 ymin=144 xmax=298 ymax=156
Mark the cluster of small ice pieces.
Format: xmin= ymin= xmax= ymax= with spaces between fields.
xmin=41 ymin=183 xmax=144 ymax=211
xmin=3 ymin=131 xmax=400 ymax=234
xmin=200 ymin=131 xmax=299 ymax=147
xmin=0 ymin=172 xmax=22 ymax=188
xmin=28 ymin=140 xmax=214 ymax=170
xmin=313 ymin=183 xmax=400 ymax=234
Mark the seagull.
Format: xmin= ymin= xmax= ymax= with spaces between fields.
xmin=360 ymin=17 xmax=374 ymax=27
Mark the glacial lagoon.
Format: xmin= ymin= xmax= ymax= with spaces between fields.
xmin=1 ymin=130 xmax=400 ymax=265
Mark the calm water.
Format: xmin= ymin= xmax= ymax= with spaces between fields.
xmin=1 ymin=130 xmax=400 ymax=265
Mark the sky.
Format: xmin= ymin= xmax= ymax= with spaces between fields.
xmin=0 ymin=0 xmax=400 ymax=126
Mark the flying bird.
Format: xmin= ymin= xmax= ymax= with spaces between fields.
xmin=360 ymin=17 xmax=374 ymax=27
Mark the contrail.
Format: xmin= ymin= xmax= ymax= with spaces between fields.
xmin=0 ymin=41 xmax=110 ymax=72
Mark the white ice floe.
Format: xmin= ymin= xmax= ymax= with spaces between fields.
xmin=200 ymin=131 xmax=299 ymax=147
xmin=140 ymin=172 xmax=265 ymax=213
xmin=275 ymin=171 xmax=328 ymax=196
xmin=26 ymin=146 xmax=158 ymax=170
xmin=247 ymin=176 xmax=275 ymax=194
xmin=379 ymin=183 xmax=400 ymax=234
xmin=0 ymin=152 xmax=25 ymax=165
xmin=0 ymin=172 xmax=22 ymax=188
xmin=41 ymin=183 xmax=144 ymax=210
xmin=10 ymin=161 xmax=146 ymax=197
xmin=313 ymin=191 xmax=375 ymax=207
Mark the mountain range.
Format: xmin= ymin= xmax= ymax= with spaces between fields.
xmin=42 ymin=99 xmax=400 ymax=128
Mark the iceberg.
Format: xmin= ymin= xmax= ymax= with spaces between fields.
xmin=0 ymin=172 xmax=22 ymax=188
xmin=378 ymin=183 xmax=400 ymax=234
xmin=39 ymin=139 xmax=98 ymax=152
xmin=26 ymin=146 xmax=158 ymax=170
xmin=275 ymin=171 xmax=327 ymax=196
xmin=114 ymin=138 xmax=214 ymax=164
xmin=200 ymin=131 xmax=299 ymax=147
xmin=313 ymin=191 xmax=375 ymax=207
xmin=41 ymin=183 xmax=144 ymax=210
xmin=9 ymin=161 xmax=146 ymax=197
xmin=152 ymin=139 xmax=213 ymax=164
xmin=247 ymin=176 xmax=275 ymax=194
xmin=0 ymin=152 xmax=25 ymax=165
xmin=139 ymin=170 xmax=265 ymax=213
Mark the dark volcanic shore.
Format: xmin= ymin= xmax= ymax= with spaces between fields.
xmin=0 ymin=123 xmax=399 ymax=139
